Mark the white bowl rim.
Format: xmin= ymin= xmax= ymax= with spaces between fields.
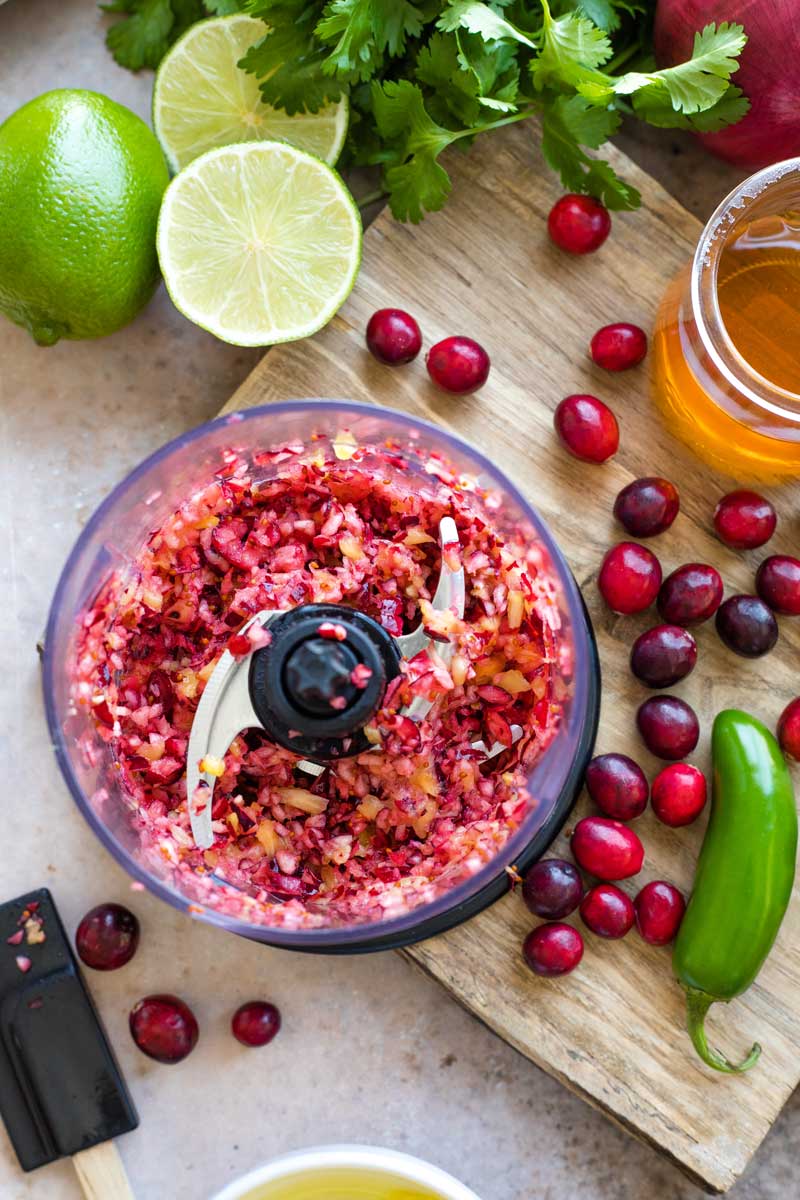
xmin=209 ymin=1144 xmax=482 ymax=1200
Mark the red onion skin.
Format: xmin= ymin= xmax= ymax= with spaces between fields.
xmin=654 ymin=0 xmax=800 ymax=169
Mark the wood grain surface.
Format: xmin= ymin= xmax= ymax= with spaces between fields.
xmin=221 ymin=125 xmax=800 ymax=1194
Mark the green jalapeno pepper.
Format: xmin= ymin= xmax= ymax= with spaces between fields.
xmin=673 ymin=709 xmax=797 ymax=1073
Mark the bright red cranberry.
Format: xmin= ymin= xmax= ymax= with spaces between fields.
xmin=554 ymin=394 xmax=618 ymax=463
xmin=777 ymin=698 xmax=800 ymax=760
xmin=75 ymin=903 xmax=140 ymax=971
xmin=756 ymin=555 xmax=800 ymax=615
xmin=129 ymin=994 xmax=198 ymax=1064
xmin=630 ymin=625 xmax=697 ymax=689
xmin=713 ymin=490 xmax=776 ymax=550
xmin=613 ymin=477 xmax=679 ymax=538
xmin=651 ymin=763 xmax=707 ymax=827
xmin=590 ymin=323 xmax=648 ymax=371
xmin=579 ymin=883 xmax=634 ymax=938
xmin=231 ymin=1001 xmax=281 ymax=1048
xmin=366 ymin=308 xmax=422 ymax=365
xmin=584 ymin=753 xmax=648 ymax=820
xmin=145 ymin=669 xmax=175 ymax=719
xmin=715 ymin=594 xmax=778 ymax=657
xmin=548 ymin=193 xmax=610 ymax=254
xmin=658 ymin=562 xmax=723 ymax=626
xmin=522 ymin=923 xmax=584 ymax=976
xmin=571 ymin=816 xmax=644 ymax=881
xmin=634 ymin=881 xmax=685 ymax=946
xmin=598 ymin=542 xmax=661 ymax=614
xmin=522 ymin=859 xmax=583 ymax=919
xmin=636 ymin=696 xmax=699 ymax=761
xmin=425 ymin=336 xmax=489 ymax=394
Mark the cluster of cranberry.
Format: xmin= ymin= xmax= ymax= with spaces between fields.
xmin=365 ymin=308 xmax=490 ymax=394
xmin=75 ymin=903 xmax=280 ymax=1062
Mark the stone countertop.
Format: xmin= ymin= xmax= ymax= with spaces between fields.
xmin=1 ymin=3 xmax=798 ymax=1198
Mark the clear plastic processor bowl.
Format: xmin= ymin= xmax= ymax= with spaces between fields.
xmin=43 ymin=401 xmax=599 ymax=953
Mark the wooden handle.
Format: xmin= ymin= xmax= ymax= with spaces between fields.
xmin=72 ymin=1141 xmax=135 ymax=1200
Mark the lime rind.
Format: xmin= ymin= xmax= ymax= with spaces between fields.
xmin=157 ymin=141 xmax=362 ymax=347
xmin=153 ymin=15 xmax=348 ymax=174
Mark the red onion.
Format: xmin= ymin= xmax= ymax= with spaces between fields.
xmin=654 ymin=0 xmax=800 ymax=169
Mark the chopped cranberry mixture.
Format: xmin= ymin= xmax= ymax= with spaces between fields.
xmin=73 ymin=434 xmax=567 ymax=929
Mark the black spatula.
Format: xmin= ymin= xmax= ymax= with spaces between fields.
xmin=0 ymin=888 xmax=138 ymax=1198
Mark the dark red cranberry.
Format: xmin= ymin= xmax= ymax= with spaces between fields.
xmin=634 ymin=881 xmax=685 ymax=945
xmin=231 ymin=1001 xmax=281 ymax=1048
xmin=715 ymin=594 xmax=778 ymax=657
xmin=75 ymin=903 xmax=140 ymax=971
xmin=571 ymin=817 xmax=644 ymax=881
xmin=522 ymin=923 xmax=584 ymax=976
xmin=630 ymin=625 xmax=697 ymax=688
xmin=658 ymin=562 xmax=723 ymax=626
xmin=713 ymin=490 xmax=776 ymax=549
xmin=584 ymin=753 xmax=648 ymax=820
xmin=650 ymin=763 xmax=707 ymax=827
xmin=554 ymin=394 xmax=618 ymax=463
xmin=613 ymin=477 xmax=679 ymax=538
xmin=145 ymin=669 xmax=175 ymax=718
xmin=598 ymin=542 xmax=662 ymax=614
xmin=579 ymin=883 xmax=634 ymax=938
xmin=777 ymin=698 xmax=800 ymax=760
xmin=590 ymin=323 xmax=648 ymax=371
xmin=425 ymin=335 xmax=489 ymax=393
xmin=522 ymin=859 xmax=583 ymax=919
xmin=547 ymin=193 xmax=610 ymax=254
xmin=366 ymin=308 xmax=422 ymax=365
xmin=129 ymin=994 xmax=198 ymax=1064
xmin=636 ymin=696 xmax=699 ymax=760
xmin=756 ymin=555 xmax=800 ymax=615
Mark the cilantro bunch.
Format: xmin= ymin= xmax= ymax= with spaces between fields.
xmin=105 ymin=0 xmax=748 ymax=222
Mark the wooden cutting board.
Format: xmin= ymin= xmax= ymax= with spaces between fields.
xmin=221 ymin=124 xmax=800 ymax=1193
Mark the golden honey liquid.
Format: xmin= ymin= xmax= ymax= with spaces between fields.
xmin=654 ymin=212 xmax=800 ymax=477
xmin=243 ymin=1167 xmax=443 ymax=1200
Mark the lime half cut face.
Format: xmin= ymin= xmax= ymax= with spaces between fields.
xmin=153 ymin=15 xmax=348 ymax=172
xmin=156 ymin=141 xmax=362 ymax=347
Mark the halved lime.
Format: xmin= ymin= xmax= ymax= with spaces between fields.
xmin=157 ymin=142 xmax=362 ymax=346
xmin=153 ymin=15 xmax=349 ymax=173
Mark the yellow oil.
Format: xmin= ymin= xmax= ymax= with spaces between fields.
xmin=242 ymin=1166 xmax=444 ymax=1200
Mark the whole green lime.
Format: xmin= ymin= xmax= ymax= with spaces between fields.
xmin=0 ymin=90 xmax=170 ymax=345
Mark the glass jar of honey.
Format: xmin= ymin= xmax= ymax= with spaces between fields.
xmin=654 ymin=159 xmax=800 ymax=480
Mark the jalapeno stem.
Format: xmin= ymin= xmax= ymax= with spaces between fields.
xmin=685 ymin=987 xmax=761 ymax=1074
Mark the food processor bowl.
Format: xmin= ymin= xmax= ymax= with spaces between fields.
xmin=43 ymin=400 xmax=599 ymax=952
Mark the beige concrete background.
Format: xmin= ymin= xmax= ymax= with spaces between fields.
xmin=1 ymin=3 xmax=797 ymax=1198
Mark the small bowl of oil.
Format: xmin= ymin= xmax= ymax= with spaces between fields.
xmin=210 ymin=1145 xmax=481 ymax=1200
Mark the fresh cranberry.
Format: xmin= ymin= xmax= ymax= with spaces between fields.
xmin=584 ymin=753 xmax=648 ymax=820
xmin=571 ymin=816 xmax=644 ymax=881
xmin=713 ymin=490 xmax=776 ymax=549
xmin=715 ymin=594 xmax=778 ymax=657
xmin=522 ymin=923 xmax=584 ymax=976
xmin=145 ymin=669 xmax=175 ymax=718
xmin=75 ymin=903 xmax=140 ymax=971
xmin=777 ymin=698 xmax=800 ymax=760
xmin=129 ymin=994 xmax=198 ymax=1064
xmin=366 ymin=308 xmax=422 ymax=365
xmin=425 ymin=336 xmax=489 ymax=393
xmin=590 ymin=323 xmax=648 ymax=371
xmin=579 ymin=883 xmax=634 ymax=938
xmin=522 ymin=859 xmax=583 ymax=919
xmin=613 ymin=477 xmax=679 ymax=538
xmin=231 ymin=1001 xmax=281 ymax=1048
xmin=658 ymin=562 xmax=723 ymax=626
xmin=547 ymin=193 xmax=610 ymax=254
xmin=634 ymin=881 xmax=685 ymax=945
xmin=756 ymin=555 xmax=800 ymax=615
xmin=630 ymin=625 xmax=697 ymax=688
xmin=650 ymin=763 xmax=707 ymax=826
xmin=636 ymin=696 xmax=699 ymax=760
xmin=554 ymin=394 xmax=618 ymax=463
xmin=598 ymin=542 xmax=662 ymax=614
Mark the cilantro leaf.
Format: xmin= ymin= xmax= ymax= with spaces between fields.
xmin=541 ymin=95 xmax=639 ymax=210
xmin=438 ymin=1 xmax=537 ymax=50
xmin=204 ymin=0 xmax=242 ymax=13
xmin=371 ymin=80 xmax=460 ymax=221
xmin=315 ymin=0 xmax=429 ymax=81
xmin=416 ymin=32 xmax=483 ymax=126
xmin=532 ymin=0 xmax=613 ymax=91
xmin=103 ymin=0 xmax=175 ymax=70
xmin=633 ymin=83 xmax=750 ymax=132
xmin=240 ymin=5 xmax=343 ymax=113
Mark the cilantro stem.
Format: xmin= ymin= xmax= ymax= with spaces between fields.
xmin=605 ymin=41 xmax=643 ymax=76
xmin=450 ymin=107 xmax=539 ymax=143
xmin=357 ymin=187 xmax=389 ymax=209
